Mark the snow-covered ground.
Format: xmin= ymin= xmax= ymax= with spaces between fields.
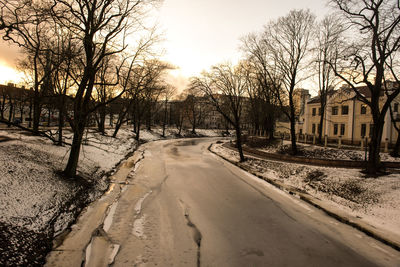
xmin=139 ymin=128 xmax=224 ymax=142
xmin=259 ymin=140 xmax=400 ymax=162
xmin=211 ymin=142 xmax=400 ymax=239
xmin=0 ymin=126 xmax=223 ymax=265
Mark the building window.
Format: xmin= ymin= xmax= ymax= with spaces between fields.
xmin=312 ymin=108 xmax=316 ymax=116
xmin=361 ymin=123 xmax=366 ymax=137
xmin=332 ymin=106 xmax=339 ymax=115
xmin=334 ymin=124 xmax=338 ymax=135
xmin=369 ymin=124 xmax=374 ymax=137
xmin=394 ymin=103 xmax=399 ymax=112
xmin=342 ymin=105 xmax=349 ymax=115
xmin=317 ymin=124 xmax=321 ymax=134
xmin=361 ymin=104 xmax=367 ymax=114
xmin=340 ymin=124 xmax=345 ymax=136
xmin=312 ymin=124 xmax=316 ymax=134
xmin=318 ymin=108 xmax=321 ymax=115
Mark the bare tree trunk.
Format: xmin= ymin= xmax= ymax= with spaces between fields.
xmin=367 ymin=119 xmax=384 ymax=174
xmin=0 ymin=95 xmax=5 ymax=119
xmin=318 ymin=107 xmax=325 ymax=144
xmin=113 ymin=122 xmax=122 ymax=138
xmin=57 ymin=96 xmax=66 ymax=146
xmin=290 ymin=117 xmax=297 ymax=155
xmin=63 ymin=120 xmax=86 ymax=177
xmin=136 ymin=120 xmax=141 ymax=141
xmin=28 ymin=97 xmax=32 ymax=128
xmin=162 ymin=100 xmax=167 ymax=137
xmin=19 ymin=105 xmax=24 ymax=122
xmin=178 ymin=121 xmax=183 ymax=136
xmin=289 ymin=94 xmax=297 ymax=155
xmin=191 ymin=109 xmax=197 ymax=134
xmin=113 ymin=106 xmax=130 ymax=138
xmin=146 ymin=107 xmax=151 ymax=131
xmin=109 ymin=112 xmax=113 ymax=127
xmin=32 ymin=87 xmax=41 ymax=132
xmin=97 ymin=105 xmax=106 ymax=135
xmin=235 ymin=125 xmax=245 ymax=162
xmin=7 ymin=100 xmax=13 ymax=127
xmin=47 ymin=106 xmax=51 ymax=127
xmin=265 ymin=112 xmax=275 ymax=140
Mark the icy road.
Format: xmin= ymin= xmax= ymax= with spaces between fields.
xmin=46 ymin=138 xmax=400 ymax=266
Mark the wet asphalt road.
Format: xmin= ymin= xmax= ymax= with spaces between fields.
xmin=46 ymin=138 xmax=400 ymax=266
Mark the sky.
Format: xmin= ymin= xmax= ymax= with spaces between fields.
xmin=0 ymin=0 xmax=330 ymax=90
xmin=158 ymin=0 xmax=331 ymax=92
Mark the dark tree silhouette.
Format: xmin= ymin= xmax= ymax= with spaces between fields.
xmin=329 ymin=0 xmax=400 ymax=174
xmin=192 ymin=63 xmax=248 ymax=162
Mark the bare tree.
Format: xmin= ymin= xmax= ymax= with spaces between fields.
xmin=124 ymin=60 xmax=171 ymax=141
xmin=258 ymin=9 xmax=315 ymax=155
xmin=315 ymin=15 xmax=343 ymax=143
xmin=161 ymin=85 xmax=176 ymax=137
xmin=50 ymin=0 xmax=158 ymax=177
xmin=192 ymin=63 xmax=248 ymax=162
xmin=93 ymin=56 xmax=119 ymax=135
xmin=329 ymin=0 xmax=400 ymax=174
xmin=239 ymin=35 xmax=280 ymax=139
xmin=171 ymin=93 xmax=186 ymax=136
xmin=183 ymin=87 xmax=207 ymax=134
xmin=49 ymin=27 xmax=80 ymax=145
xmin=0 ymin=0 xmax=60 ymax=133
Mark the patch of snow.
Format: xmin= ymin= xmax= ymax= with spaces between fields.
xmin=134 ymin=191 xmax=152 ymax=215
xmin=108 ymin=244 xmax=120 ymax=265
xmin=132 ymin=214 xmax=147 ymax=239
xmin=84 ymin=239 xmax=93 ymax=266
xmin=258 ymin=141 xmax=400 ymax=162
xmin=103 ymin=201 xmax=118 ymax=232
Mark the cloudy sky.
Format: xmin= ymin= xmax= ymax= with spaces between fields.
xmin=157 ymin=0 xmax=330 ymax=91
xmin=0 ymin=0 xmax=330 ymax=89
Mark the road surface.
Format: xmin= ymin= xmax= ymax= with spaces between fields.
xmin=46 ymin=138 xmax=400 ymax=266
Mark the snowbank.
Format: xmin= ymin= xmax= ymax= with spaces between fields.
xmin=260 ymin=140 xmax=400 ymax=162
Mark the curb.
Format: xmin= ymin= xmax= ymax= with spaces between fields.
xmin=208 ymin=143 xmax=400 ymax=252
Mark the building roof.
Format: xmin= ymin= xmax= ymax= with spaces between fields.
xmin=306 ymin=89 xmax=336 ymax=104
xmin=306 ymin=82 xmax=399 ymax=105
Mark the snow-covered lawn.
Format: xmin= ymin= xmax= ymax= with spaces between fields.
xmin=0 ymin=127 xmax=137 ymax=265
xmin=211 ymin=142 xmax=400 ymax=239
xmin=0 ymin=126 xmax=223 ymax=265
xmin=259 ymin=140 xmax=400 ymax=162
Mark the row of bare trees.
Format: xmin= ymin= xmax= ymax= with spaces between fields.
xmin=191 ymin=0 xmax=400 ymax=175
xmin=0 ymin=0 xmax=164 ymax=177
xmin=0 ymin=0 xmax=398 ymax=175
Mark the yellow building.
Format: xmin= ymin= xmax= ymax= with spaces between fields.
xmin=303 ymin=85 xmax=400 ymax=144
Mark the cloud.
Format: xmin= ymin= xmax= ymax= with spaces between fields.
xmin=165 ymin=69 xmax=190 ymax=94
